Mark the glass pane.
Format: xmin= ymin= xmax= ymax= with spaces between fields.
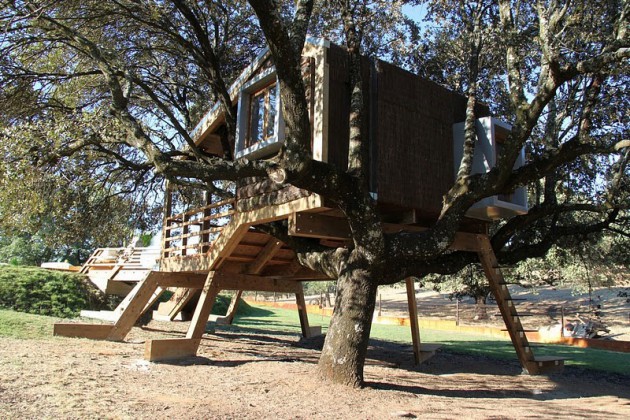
xmin=265 ymin=86 xmax=277 ymax=139
xmin=248 ymin=93 xmax=265 ymax=146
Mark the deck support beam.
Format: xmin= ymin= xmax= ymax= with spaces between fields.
xmin=145 ymin=338 xmax=201 ymax=362
xmin=405 ymin=277 xmax=421 ymax=364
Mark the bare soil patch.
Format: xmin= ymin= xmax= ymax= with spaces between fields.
xmin=1 ymin=319 xmax=629 ymax=419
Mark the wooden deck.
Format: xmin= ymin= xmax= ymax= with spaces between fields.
xmin=55 ymin=193 xmax=563 ymax=374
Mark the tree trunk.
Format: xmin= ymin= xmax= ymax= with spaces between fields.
xmin=474 ymin=295 xmax=488 ymax=320
xmin=318 ymin=267 xmax=378 ymax=387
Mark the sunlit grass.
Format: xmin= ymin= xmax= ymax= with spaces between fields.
xmin=0 ymin=309 xmax=57 ymax=339
xmin=230 ymin=304 xmax=630 ymax=376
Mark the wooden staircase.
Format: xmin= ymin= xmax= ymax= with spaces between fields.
xmin=55 ymin=195 xmax=324 ymax=354
xmin=477 ymin=236 xmax=564 ymax=374
xmin=79 ymin=247 xmax=160 ymax=296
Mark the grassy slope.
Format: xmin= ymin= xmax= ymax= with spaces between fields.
xmin=0 ymin=309 xmax=57 ymax=339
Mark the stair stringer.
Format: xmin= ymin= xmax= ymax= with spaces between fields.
xmin=159 ymin=194 xmax=323 ymax=321
xmin=477 ymin=235 xmax=564 ymax=374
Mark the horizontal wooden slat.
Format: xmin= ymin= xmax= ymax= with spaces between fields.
xmin=167 ymin=198 xmax=234 ymax=220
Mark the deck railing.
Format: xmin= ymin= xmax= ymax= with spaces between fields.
xmin=162 ymin=198 xmax=235 ymax=258
xmin=80 ymin=247 xmax=161 ymax=273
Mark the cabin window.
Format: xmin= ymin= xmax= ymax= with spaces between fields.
xmin=246 ymin=83 xmax=277 ymax=148
xmin=235 ymin=69 xmax=284 ymax=160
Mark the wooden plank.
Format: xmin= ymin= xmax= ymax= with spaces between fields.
xmin=53 ymin=323 xmax=113 ymax=340
xmin=186 ymin=271 xmax=221 ymax=339
xmin=145 ymin=338 xmax=202 ymax=362
xmin=405 ymin=277 xmax=422 ymax=365
xmin=214 ymin=272 xmax=302 ymax=293
xmin=236 ymin=186 xmax=311 ymax=212
xmin=295 ymin=285 xmax=311 ymax=338
xmin=106 ymin=273 xmax=163 ymax=341
xmin=288 ymin=212 xmax=352 ymax=240
xmin=152 ymin=272 xmax=207 ymax=288
xmin=246 ymin=239 xmax=283 ymax=274
xmin=261 ymin=260 xmax=331 ymax=280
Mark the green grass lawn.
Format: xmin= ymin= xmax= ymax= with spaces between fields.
xmin=1 ymin=304 xmax=628 ymax=377
xmin=0 ymin=309 xmax=58 ymax=339
xmin=230 ymin=304 xmax=630 ymax=377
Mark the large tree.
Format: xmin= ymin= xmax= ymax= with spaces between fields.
xmin=1 ymin=0 xmax=628 ymax=387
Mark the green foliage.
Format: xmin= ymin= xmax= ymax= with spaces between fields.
xmin=303 ymin=281 xmax=335 ymax=295
xmin=0 ymin=234 xmax=52 ymax=266
xmin=211 ymin=294 xmax=255 ymax=317
xmin=0 ymin=266 xmax=108 ymax=318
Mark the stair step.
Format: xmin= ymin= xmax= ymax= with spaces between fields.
xmin=527 ymin=356 xmax=566 ymax=374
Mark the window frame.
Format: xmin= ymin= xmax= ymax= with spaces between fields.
xmin=235 ymin=68 xmax=284 ymax=159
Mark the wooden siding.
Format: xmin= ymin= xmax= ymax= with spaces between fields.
xmin=375 ymin=60 xmax=457 ymax=213
xmin=325 ymin=47 xmax=489 ymax=217
xmin=326 ymin=44 xmax=350 ymax=171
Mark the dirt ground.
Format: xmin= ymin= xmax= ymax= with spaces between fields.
xmin=1 ymin=318 xmax=629 ymax=419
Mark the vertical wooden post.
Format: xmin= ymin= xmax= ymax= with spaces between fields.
xmin=223 ymin=290 xmax=243 ymax=324
xmin=295 ymin=283 xmax=311 ymax=338
xmin=181 ymin=213 xmax=189 ymax=256
xmin=406 ymin=277 xmax=422 ymax=365
xmin=201 ymin=191 xmax=212 ymax=253
xmin=186 ymin=271 xmax=220 ymax=339
xmin=162 ymin=181 xmax=173 ymax=260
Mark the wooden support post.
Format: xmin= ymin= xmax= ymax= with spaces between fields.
xmin=145 ymin=338 xmax=201 ymax=362
xmin=201 ymin=191 xmax=211 ymax=253
xmin=186 ymin=271 xmax=221 ymax=339
xmin=219 ymin=290 xmax=243 ymax=325
xmin=161 ymin=181 xmax=173 ymax=260
xmin=295 ymin=283 xmax=311 ymax=338
xmin=181 ymin=213 xmax=189 ymax=256
xmin=53 ymin=323 xmax=114 ymax=340
xmin=106 ymin=273 xmax=163 ymax=341
xmin=406 ymin=277 xmax=422 ymax=365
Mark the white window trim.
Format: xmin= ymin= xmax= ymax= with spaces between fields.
xmin=234 ymin=68 xmax=285 ymax=160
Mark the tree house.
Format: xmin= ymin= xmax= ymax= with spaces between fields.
xmin=54 ymin=38 xmax=563 ymax=374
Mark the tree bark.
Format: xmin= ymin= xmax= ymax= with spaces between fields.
xmin=474 ymin=295 xmax=488 ymax=320
xmin=318 ymin=259 xmax=379 ymax=387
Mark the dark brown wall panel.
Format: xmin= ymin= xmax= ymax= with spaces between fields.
xmin=375 ymin=61 xmax=458 ymax=213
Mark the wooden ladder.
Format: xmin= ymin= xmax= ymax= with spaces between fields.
xmin=477 ymin=235 xmax=564 ymax=374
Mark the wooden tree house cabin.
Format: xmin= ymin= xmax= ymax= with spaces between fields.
xmin=55 ymin=38 xmax=562 ymax=374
